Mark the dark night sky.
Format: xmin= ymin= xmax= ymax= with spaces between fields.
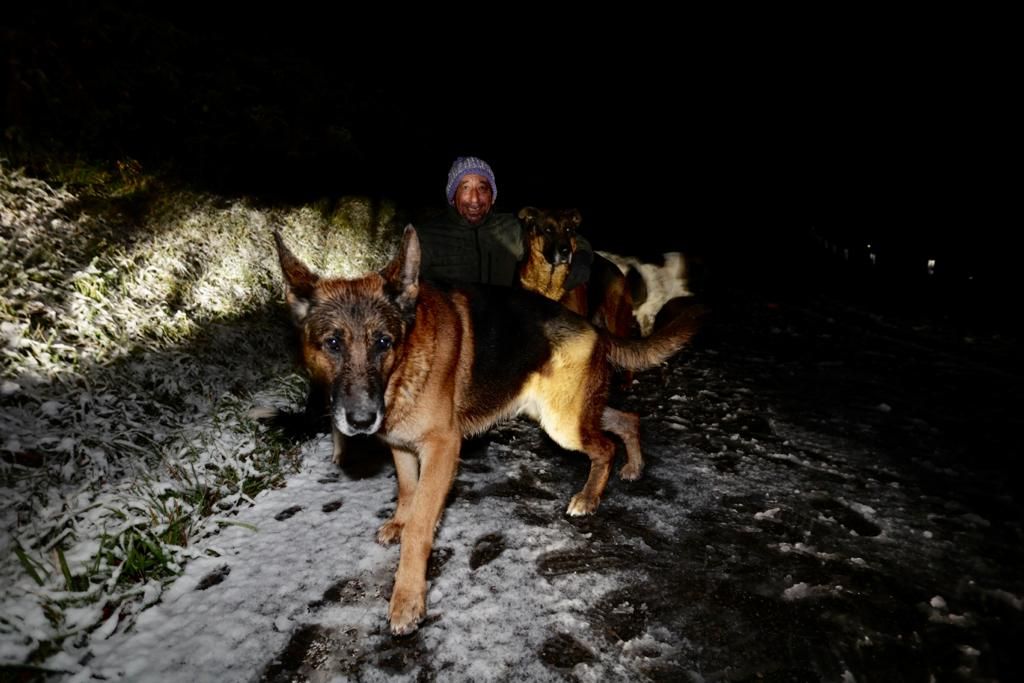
xmin=228 ymin=17 xmax=1011 ymax=264
xmin=2 ymin=7 xmax=1013 ymax=270
xmin=334 ymin=49 xmax=1010 ymax=269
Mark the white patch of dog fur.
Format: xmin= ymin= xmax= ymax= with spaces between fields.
xmin=598 ymin=251 xmax=695 ymax=336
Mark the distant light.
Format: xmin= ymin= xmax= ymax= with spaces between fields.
xmin=927 ymin=259 xmax=936 ymax=275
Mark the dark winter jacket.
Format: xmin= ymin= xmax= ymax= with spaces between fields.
xmin=416 ymin=208 xmax=523 ymax=286
xmin=417 ymin=207 xmax=592 ymax=288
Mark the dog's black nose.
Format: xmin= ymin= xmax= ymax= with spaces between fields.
xmin=559 ymin=244 xmax=571 ymax=256
xmin=346 ymin=410 xmax=378 ymax=431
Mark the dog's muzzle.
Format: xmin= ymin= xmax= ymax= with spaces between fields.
xmin=331 ymin=382 xmax=385 ymax=436
xmin=332 ymin=391 xmax=384 ymax=436
xmin=334 ymin=406 xmax=383 ymax=436
xmin=547 ymin=244 xmax=573 ymax=266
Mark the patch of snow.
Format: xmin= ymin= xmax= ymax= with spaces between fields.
xmin=754 ymin=507 xmax=781 ymax=521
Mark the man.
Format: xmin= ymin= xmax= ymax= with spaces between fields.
xmin=417 ymin=156 xmax=592 ymax=288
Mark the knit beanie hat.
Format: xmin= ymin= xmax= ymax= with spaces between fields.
xmin=446 ymin=157 xmax=497 ymax=205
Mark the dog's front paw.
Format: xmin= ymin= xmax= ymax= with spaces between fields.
xmin=619 ymin=461 xmax=644 ymax=481
xmin=377 ymin=519 xmax=404 ymax=545
xmin=388 ymin=586 xmax=426 ymax=636
xmin=331 ymin=431 xmax=346 ymax=466
xmin=566 ymin=493 xmax=600 ymax=516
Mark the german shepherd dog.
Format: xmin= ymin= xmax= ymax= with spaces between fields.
xmin=516 ymin=207 xmax=636 ymax=340
xmin=272 ymin=226 xmax=703 ymax=635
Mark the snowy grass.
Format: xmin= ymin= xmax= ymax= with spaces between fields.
xmin=0 ymin=162 xmax=401 ymax=665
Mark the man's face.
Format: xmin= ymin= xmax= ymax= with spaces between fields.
xmin=453 ymin=173 xmax=494 ymax=225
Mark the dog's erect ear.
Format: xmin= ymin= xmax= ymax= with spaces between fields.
xmin=569 ymin=209 xmax=582 ymax=228
xmin=381 ymin=224 xmax=420 ymax=316
xmin=273 ymin=230 xmax=319 ymax=322
xmin=517 ymin=206 xmax=539 ymax=228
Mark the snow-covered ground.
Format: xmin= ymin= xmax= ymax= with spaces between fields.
xmin=29 ymin=292 xmax=1024 ymax=681
xmin=3 ymin=166 xmax=1022 ymax=680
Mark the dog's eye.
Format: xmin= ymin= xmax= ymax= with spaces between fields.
xmin=324 ymin=336 xmax=342 ymax=354
xmin=375 ymin=334 xmax=393 ymax=351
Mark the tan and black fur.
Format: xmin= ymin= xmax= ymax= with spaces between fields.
xmin=517 ymin=207 xmax=636 ymax=340
xmin=272 ymin=226 xmax=703 ymax=636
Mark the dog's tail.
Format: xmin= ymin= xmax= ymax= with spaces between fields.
xmin=605 ymin=303 xmax=707 ymax=371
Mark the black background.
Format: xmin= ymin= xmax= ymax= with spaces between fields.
xmin=2 ymin=5 xmax=1014 ymax=302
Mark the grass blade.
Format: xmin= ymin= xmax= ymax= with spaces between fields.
xmin=14 ymin=546 xmax=46 ymax=586
xmin=56 ymin=546 xmax=74 ymax=591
